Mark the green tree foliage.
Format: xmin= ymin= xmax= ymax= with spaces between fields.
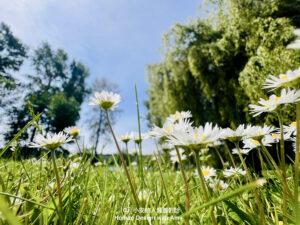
xmin=48 ymin=92 xmax=80 ymax=132
xmin=6 ymin=42 xmax=89 ymax=144
xmin=146 ymin=0 xmax=300 ymax=128
xmin=0 ymin=22 xmax=27 ymax=107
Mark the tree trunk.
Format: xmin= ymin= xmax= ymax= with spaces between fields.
xmin=94 ymin=110 xmax=103 ymax=151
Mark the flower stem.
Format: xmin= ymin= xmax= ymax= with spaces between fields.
xmin=126 ymin=142 xmax=136 ymax=187
xmin=224 ymin=142 xmax=237 ymax=168
xmin=175 ymin=147 xmax=190 ymax=215
xmin=50 ymin=150 xmax=64 ymax=225
xmin=193 ymin=149 xmax=217 ymax=225
xmin=215 ymin=147 xmax=226 ymax=168
xmin=153 ymin=151 xmax=171 ymax=207
xmin=259 ymin=142 xmax=292 ymax=198
xmin=125 ymin=143 xmax=132 ymax=170
xmin=277 ymin=112 xmax=288 ymax=225
xmin=75 ymin=139 xmax=82 ymax=157
xmin=234 ymin=142 xmax=265 ymax=225
xmin=135 ymin=84 xmax=145 ymax=189
xmin=105 ymin=109 xmax=140 ymax=209
xmin=295 ymin=102 xmax=300 ymax=223
xmin=258 ymin=148 xmax=265 ymax=171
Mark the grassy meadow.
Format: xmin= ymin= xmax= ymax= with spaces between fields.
xmin=0 ymin=149 xmax=292 ymax=225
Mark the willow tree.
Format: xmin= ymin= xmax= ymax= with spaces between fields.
xmin=146 ymin=0 xmax=300 ymax=128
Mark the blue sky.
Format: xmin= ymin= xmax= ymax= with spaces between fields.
xmin=0 ymin=0 xmax=201 ymax=154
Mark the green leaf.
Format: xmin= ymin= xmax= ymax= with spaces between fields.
xmin=224 ymin=200 xmax=256 ymax=225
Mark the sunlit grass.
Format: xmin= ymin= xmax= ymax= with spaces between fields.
xmin=0 ymin=152 xmax=286 ymax=225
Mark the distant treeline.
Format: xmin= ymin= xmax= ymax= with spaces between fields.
xmin=0 ymin=22 xmax=120 ymax=156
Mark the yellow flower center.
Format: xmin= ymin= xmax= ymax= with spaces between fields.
xmin=201 ymin=135 xmax=206 ymax=142
xmin=281 ymin=74 xmax=288 ymax=80
xmin=194 ymin=133 xmax=198 ymax=140
xmin=174 ymin=114 xmax=177 ymax=119
xmin=165 ymin=128 xmax=170 ymax=132
xmin=45 ymin=142 xmax=63 ymax=151
xmin=250 ymin=139 xmax=260 ymax=145
xmin=179 ymin=113 xmax=182 ymax=117
xmin=258 ymin=131 xmax=262 ymax=135
xmin=272 ymin=133 xmax=279 ymax=138
xmin=202 ymin=170 xmax=210 ymax=176
xmin=239 ymin=148 xmax=243 ymax=152
xmin=218 ymin=184 xmax=224 ymax=190
xmin=267 ymin=96 xmax=279 ymax=103
xmin=70 ymin=129 xmax=79 ymax=137
xmin=292 ymin=122 xmax=297 ymax=127
xmin=265 ymin=96 xmax=279 ymax=107
xmin=99 ymin=101 xmax=114 ymax=110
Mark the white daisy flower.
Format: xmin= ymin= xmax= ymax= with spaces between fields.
xmin=291 ymin=138 xmax=298 ymax=153
xmin=70 ymin=162 xmax=80 ymax=170
xmin=138 ymin=190 xmax=150 ymax=201
xmin=29 ymin=132 xmax=73 ymax=151
xmin=160 ymin=142 xmax=174 ymax=150
xmin=221 ymin=124 xmax=248 ymax=143
xmin=119 ymin=133 xmax=131 ymax=143
xmin=200 ymin=148 xmax=209 ymax=155
xmin=242 ymin=136 xmax=275 ymax=150
xmin=166 ymin=111 xmax=192 ymax=123
xmin=89 ymin=91 xmax=121 ymax=110
xmin=129 ymin=132 xmax=149 ymax=144
xmin=209 ymin=179 xmax=228 ymax=191
xmin=195 ymin=166 xmax=216 ymax=180
xmin=270 ymin=132 xmax=280 ymax=142
xmin=94 ymin=162 xmax=103 ymax=167
xmin=223 ymin=167 xmax=246 ymax=177
xmin=284 ymin=121 xmax=297 ymax=137
xmin=245 ymin=125 xmax=276 ymax=141
xmin=249 ymin=89 xmax=300 ymax=116
xmin=169 ymin=148 xmax=186 ymax=164
xmin=108 ymin=194 xmax=115 ymax=203
xmin=149 ymin=118 xmax=192 ymax=138
xmin=64 ymin=126 xmax=81 ymax=137
xmin=288 ymin=39 xmax=300 ymax=50
xmin=128 ymin=149 xmax=138 ymax=155
xmin=10 ymin=142 xmax=18 ymax=152
xmin=263 ymin=67 xmax=300 ymax=89
xmin=270 ymin=131 xmax=291 ymax=142
xmin=255 ymin=178 xmax=267 ymax=187
xmin=207 ymin=140 xmax=223 ymax=148
xmin=232 ymin=148 xmax=252 ymax=155
xmin=167 ymin=123 xmax=221 ymax=149
xmin=287 ymin=29 xmax=300 ymax=50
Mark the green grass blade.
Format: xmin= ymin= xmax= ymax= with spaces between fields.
xmin=0 ymin=197 xmax=22 ymax=225
xmin=180 ymin=180 xmax=265 ymax=222
xmin=224 ymin=200 xmax=256 ymax=225
xmin=0 ymin=192 xmax=55 ymax=210
xmin=0 ymin=113 xmax=42 ymax=157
